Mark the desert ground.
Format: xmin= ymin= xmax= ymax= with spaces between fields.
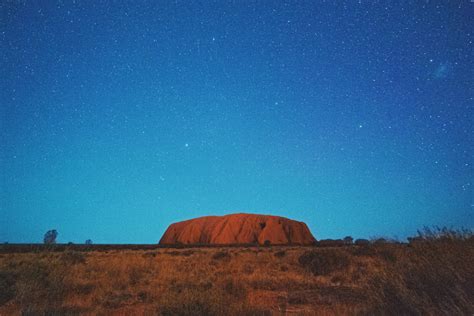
xmin=0 ymin=234 xmax=473 ymax=315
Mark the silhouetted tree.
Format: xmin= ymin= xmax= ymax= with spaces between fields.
xmin=354 ymin=238 xmax=370 ymax=246
xmin=85 ymin=239 xmax=93 ymax=245
xmin=43 ymin=229 xmax=58 ymax=244
xmin=343 ymin=236 xmax=353 ymax=245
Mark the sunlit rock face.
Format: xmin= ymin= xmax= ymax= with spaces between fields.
xmin=159 ymin=213 xmax=316 ymax=245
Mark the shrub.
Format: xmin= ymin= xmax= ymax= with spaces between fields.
xmin=317 ymin=239 xmax=345 ymax=247
xmin=61 ymin=251 xmax=86 ymax=265
xmin=331 ymin=275 xmax=344 ymax=285
xmin=222 ymin=279 xmax=246 ymax=300
xmin=0 ymin=271 xmax=15 ymax=306
xmin=102 ymin=291 xmax=133 ymax=308
xmin=372 ymin=238 xmax=388 ymax=245
xmin=354 ymin=239 xmax=370 ymax=246
xmin=343 ymin=236 xmax=353 ymax=245
xmin=365 ymin=276 xmax=418 ymax=315
xmin=137 ymin=291 xmax=149 ymax=302
xmin=274 ymin=250 xmax=286 ymax=258
xmin=298 ymin=250 xmax=350 ymax=276
xmin=416 ymin=226 xmax=473 ymax=241
xmin=280 ymin=265 xmax=289 ymax=272
xmin=377 ymin=248 xmax=398 ymax=263
xmin=352 ymin=244 xmax=377 ymax=257
xmin=179 ymin=250 xmax=195 ymax=256
xmin=128 ymin=267 xmax=144 ymax=286
xmin=160 ymin=299 xmax=216 ymax=316
xmin=21 ymin=306 xmax=85 ymax=315
xmin=288 ymin=292 xmax=309 ymax=304
xmin=158 ymin=288 xmax=229 ymax=316
xmin=166 ymin=250 xmax=195 ymax=256
xmin=73 ymin=283 xmax=95 ymax=295
xmin=407 ymin=236 xmax=424 ymax=245
xmin=212 ymin=251 xmax=230 ymax=260
xmin=13 ymin=258 xmax=66 ymax=310
xmin=143 ymin=251 xmax=157 ymax=258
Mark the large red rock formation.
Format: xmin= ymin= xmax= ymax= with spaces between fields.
xmin=159 ymin=213 xmax=316 ymax=245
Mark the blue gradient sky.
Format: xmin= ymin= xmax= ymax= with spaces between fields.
xmin=1 ymin=1 xmax=472 ymax=243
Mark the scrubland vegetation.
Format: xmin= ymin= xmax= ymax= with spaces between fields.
xmin=0 ymin=229 xmax=473 ymax=315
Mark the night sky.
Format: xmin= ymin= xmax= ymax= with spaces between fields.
xmin=1 ymin=1 xmax=472 ymax=243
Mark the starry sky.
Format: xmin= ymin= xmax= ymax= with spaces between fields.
xmin=1 ymin=1 xmax=472 ymax=244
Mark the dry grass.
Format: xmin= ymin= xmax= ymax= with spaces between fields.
xmin=0 ymin=237 xmax=473 ymax=315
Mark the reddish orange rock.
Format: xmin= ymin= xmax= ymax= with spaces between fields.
xmin=159 ymin=213 xmax=316 ymax=245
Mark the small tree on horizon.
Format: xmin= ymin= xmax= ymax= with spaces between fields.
xmin=43 ymin=229 xmax=58 ymax=244
xmin=343 ymin=236 xmax=353 ymax=245
xmin=85 ymin=239 xmax=93 ymax=245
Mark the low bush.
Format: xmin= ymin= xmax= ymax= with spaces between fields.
xmin=298 ymin=250 xmax=350 ymax=276
xmin=142 ymin=251 xmax=157 ymax=258
xmin=212 ymin=251 xmax=230 ymax=260
xmin=352 ymin=244 xmax=377 ymax=257
xmin=222 ymin=278 xmax=247 ymax=300
xmin=158 ymin=288 xmax=229 ymax=316
xmin=73 ymin=283 xmax=95 ymax=295
xmin=102 ymin=291 xmax=133 ymax=308
xmin=137 ymin=291 xmax=149 ymax=302
xmin=364 ymin=276 xmax=418 ymax=315
xmin=354 ymin=238 xmax=370 ymax=246
xmin=166 ymin=250 xmax=195 ymax=256
xmin=129 ymin=267 xmax=144 ymax=286
xmin=377 ymin=248 xmax=398 ymax=263
xmin=425 ymin=226 xmax=471 ymax=239
xmin=160 ymin=299 xmax=216 ymax=316
xmin=0 ymin=271 xmax=15 ymax=306
xmin=10 ymin=257 xmax=67 ymax=311
xmin=274 ymin=250 xmax=286 ymax=258
xmin=280 ymin=265 xmax=289 ymax=272
xmin=21 ymin=306 xmax=86 ymax=315
xmin=61 ymin=251 xmax=86 ymax=265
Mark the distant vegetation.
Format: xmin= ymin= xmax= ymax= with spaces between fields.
xmin=0 ymin=228 xmax=472 ymax=314
xmin=43 ymin=229 xmax=58 ymax=245
xmin=415 ymin=225 xmax=472 ymax=241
